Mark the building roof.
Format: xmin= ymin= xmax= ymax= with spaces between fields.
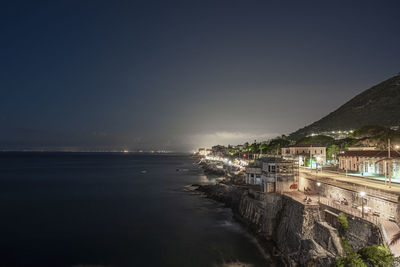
xmin=259 ymin=156 xmax=296 ymax=163
xmin=283 ymin=144 xmax=326 ymax=148
xmin=338 ymin=150 xmax=400 ymax=158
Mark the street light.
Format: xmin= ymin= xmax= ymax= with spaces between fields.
xmin=316 ymin=156 xmax=322 ymax=173
xmin=360 ymin=191 xmax=366 ymax=218
xmin=316 ymin=182 xmax=321 ymax=203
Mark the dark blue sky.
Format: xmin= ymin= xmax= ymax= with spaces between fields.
xmin=1 ymin=0 xmax=399 ymax=151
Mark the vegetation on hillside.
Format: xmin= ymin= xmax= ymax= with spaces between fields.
xmin=290 ymin=74 xmax=400 ymax=140
xmin=224 ymin=125 xmax=399 ymax=161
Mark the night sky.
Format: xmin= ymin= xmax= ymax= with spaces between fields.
xmin=1 ymin=0 xmax=400 ymax=151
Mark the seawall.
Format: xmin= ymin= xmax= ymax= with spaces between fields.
xmin=197 ymin=182 xmax=383 ymax=266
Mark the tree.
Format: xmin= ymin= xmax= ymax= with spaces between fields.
xmin=358 ymin=245 xmax=394 ymax=266
xmin=327 ymin=144 xmax=340 ymax=162
xmin=391 ymin=231 xmax=400 ymax=246
xmin=259 ymin=143 xmax=268 ymax=156
xmin=295 ymin=135 xmax=335 ymax=147
xmin=266 ymin=137 xmax=290 ymax=155
xmin=337 ymin=212 xmax=349 ymax=235
xmin=333 ymin=252 xmax=367 ymax=267
xmin=250 ymin=142 xmax=259 ymax=159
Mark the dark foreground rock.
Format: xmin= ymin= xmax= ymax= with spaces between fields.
xmin=196 ymin=182 xmax=343 ymax=266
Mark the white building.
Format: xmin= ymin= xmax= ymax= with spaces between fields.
xmin=245 ymin=167 xmax=262 ymax=184
xmin=281 ymin=144 xmax=326 ymax=166
xmin=245 ymin=157 xmax=298 ymax=193
xmin=338 ymin=150 xmax=400 ymax=178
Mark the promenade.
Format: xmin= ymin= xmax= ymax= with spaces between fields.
xmin=300 ymin=168 xmax=400 ymax=195
xmin=300 ymin=168 xmax=400 ymax=203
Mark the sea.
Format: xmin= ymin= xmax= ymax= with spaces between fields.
xmin=0 ymin=152 xmax=275 ymax=267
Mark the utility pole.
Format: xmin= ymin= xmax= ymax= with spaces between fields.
xmin=384 ymin=160 xmax=387 ymax=186
xmin=388 ymin=139 xmax=391 ymax=188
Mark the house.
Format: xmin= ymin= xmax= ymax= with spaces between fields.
xmin=245 ymin=157 xmax=298 ymax=192
xmin=211 ymin=145 xmax=227 ymax=157
xmin=261 ymin=157 xmax=298 ymax=193
xmin=338 ymin=150 xmax=400 ymax=178
xmin=198 ymin=148 xmax=211 ymax=156
xmin=281 ymin=144 xmax=326 ymax=166
xmin=245 ymin=166 xmax=262 ymax=184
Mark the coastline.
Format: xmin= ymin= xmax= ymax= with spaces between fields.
xmin=190 ymin=182 xmax=283 ymax=266
xmin=193 ymin=158 xmax=342 ymax=266
xmin=193 ymin=155 xmax=397 ymax=266
xmin=192 ymin=161 xmax=286 ymax=265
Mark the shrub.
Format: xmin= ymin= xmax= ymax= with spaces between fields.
xmin=358 ymin=245 xmax=394 ymax=266
xmin=333 ymin=252 xmax=366 ymax=267
xmin=337 ymin=212 xmax=349 ymax=234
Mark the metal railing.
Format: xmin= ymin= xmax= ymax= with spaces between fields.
xmin=319 ymin=198 xmax=380 ymax=225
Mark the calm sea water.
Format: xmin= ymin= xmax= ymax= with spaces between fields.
xmin=0 ymin=152 xmax=273 ymax=267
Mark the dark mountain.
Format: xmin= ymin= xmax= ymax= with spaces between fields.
xmin=290 ymin=74 xmax=400 ymax=139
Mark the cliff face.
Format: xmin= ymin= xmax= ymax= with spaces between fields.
xmin=238 ymin=191 xmax=343 ymax=265
xmin=197 ymin=182 xmax=383 ymax=266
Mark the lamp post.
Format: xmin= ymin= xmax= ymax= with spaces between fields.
xmin=316 ymin=156 xmax=322 ymax=174
xmin=316 ymin=182 xmax=321 ymax=203
xmin=360 ymin=191 xmax=366 ymax=218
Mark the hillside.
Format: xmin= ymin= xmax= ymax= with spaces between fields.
xmin=290 ymin=74 xmax=400 ymax=139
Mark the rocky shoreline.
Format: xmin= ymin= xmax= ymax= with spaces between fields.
xmin=196 ymin=182 xmax=336 ymax=266
xmin=191 ymin=182 xmax=284 ymax=265
xmin=193 ymin=162 xmax=351 ymax=266
xmin=193 ymin=159 xmax=390 ymax=266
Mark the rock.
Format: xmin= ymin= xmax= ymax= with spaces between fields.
xmin=198 ymin=183 xmax=342 ymax=266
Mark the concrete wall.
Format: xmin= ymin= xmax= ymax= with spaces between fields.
xmin=299 ymin=176 xmax=397 ymax=218
xmin=321 ymin=205 xmax=382 ymax=250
